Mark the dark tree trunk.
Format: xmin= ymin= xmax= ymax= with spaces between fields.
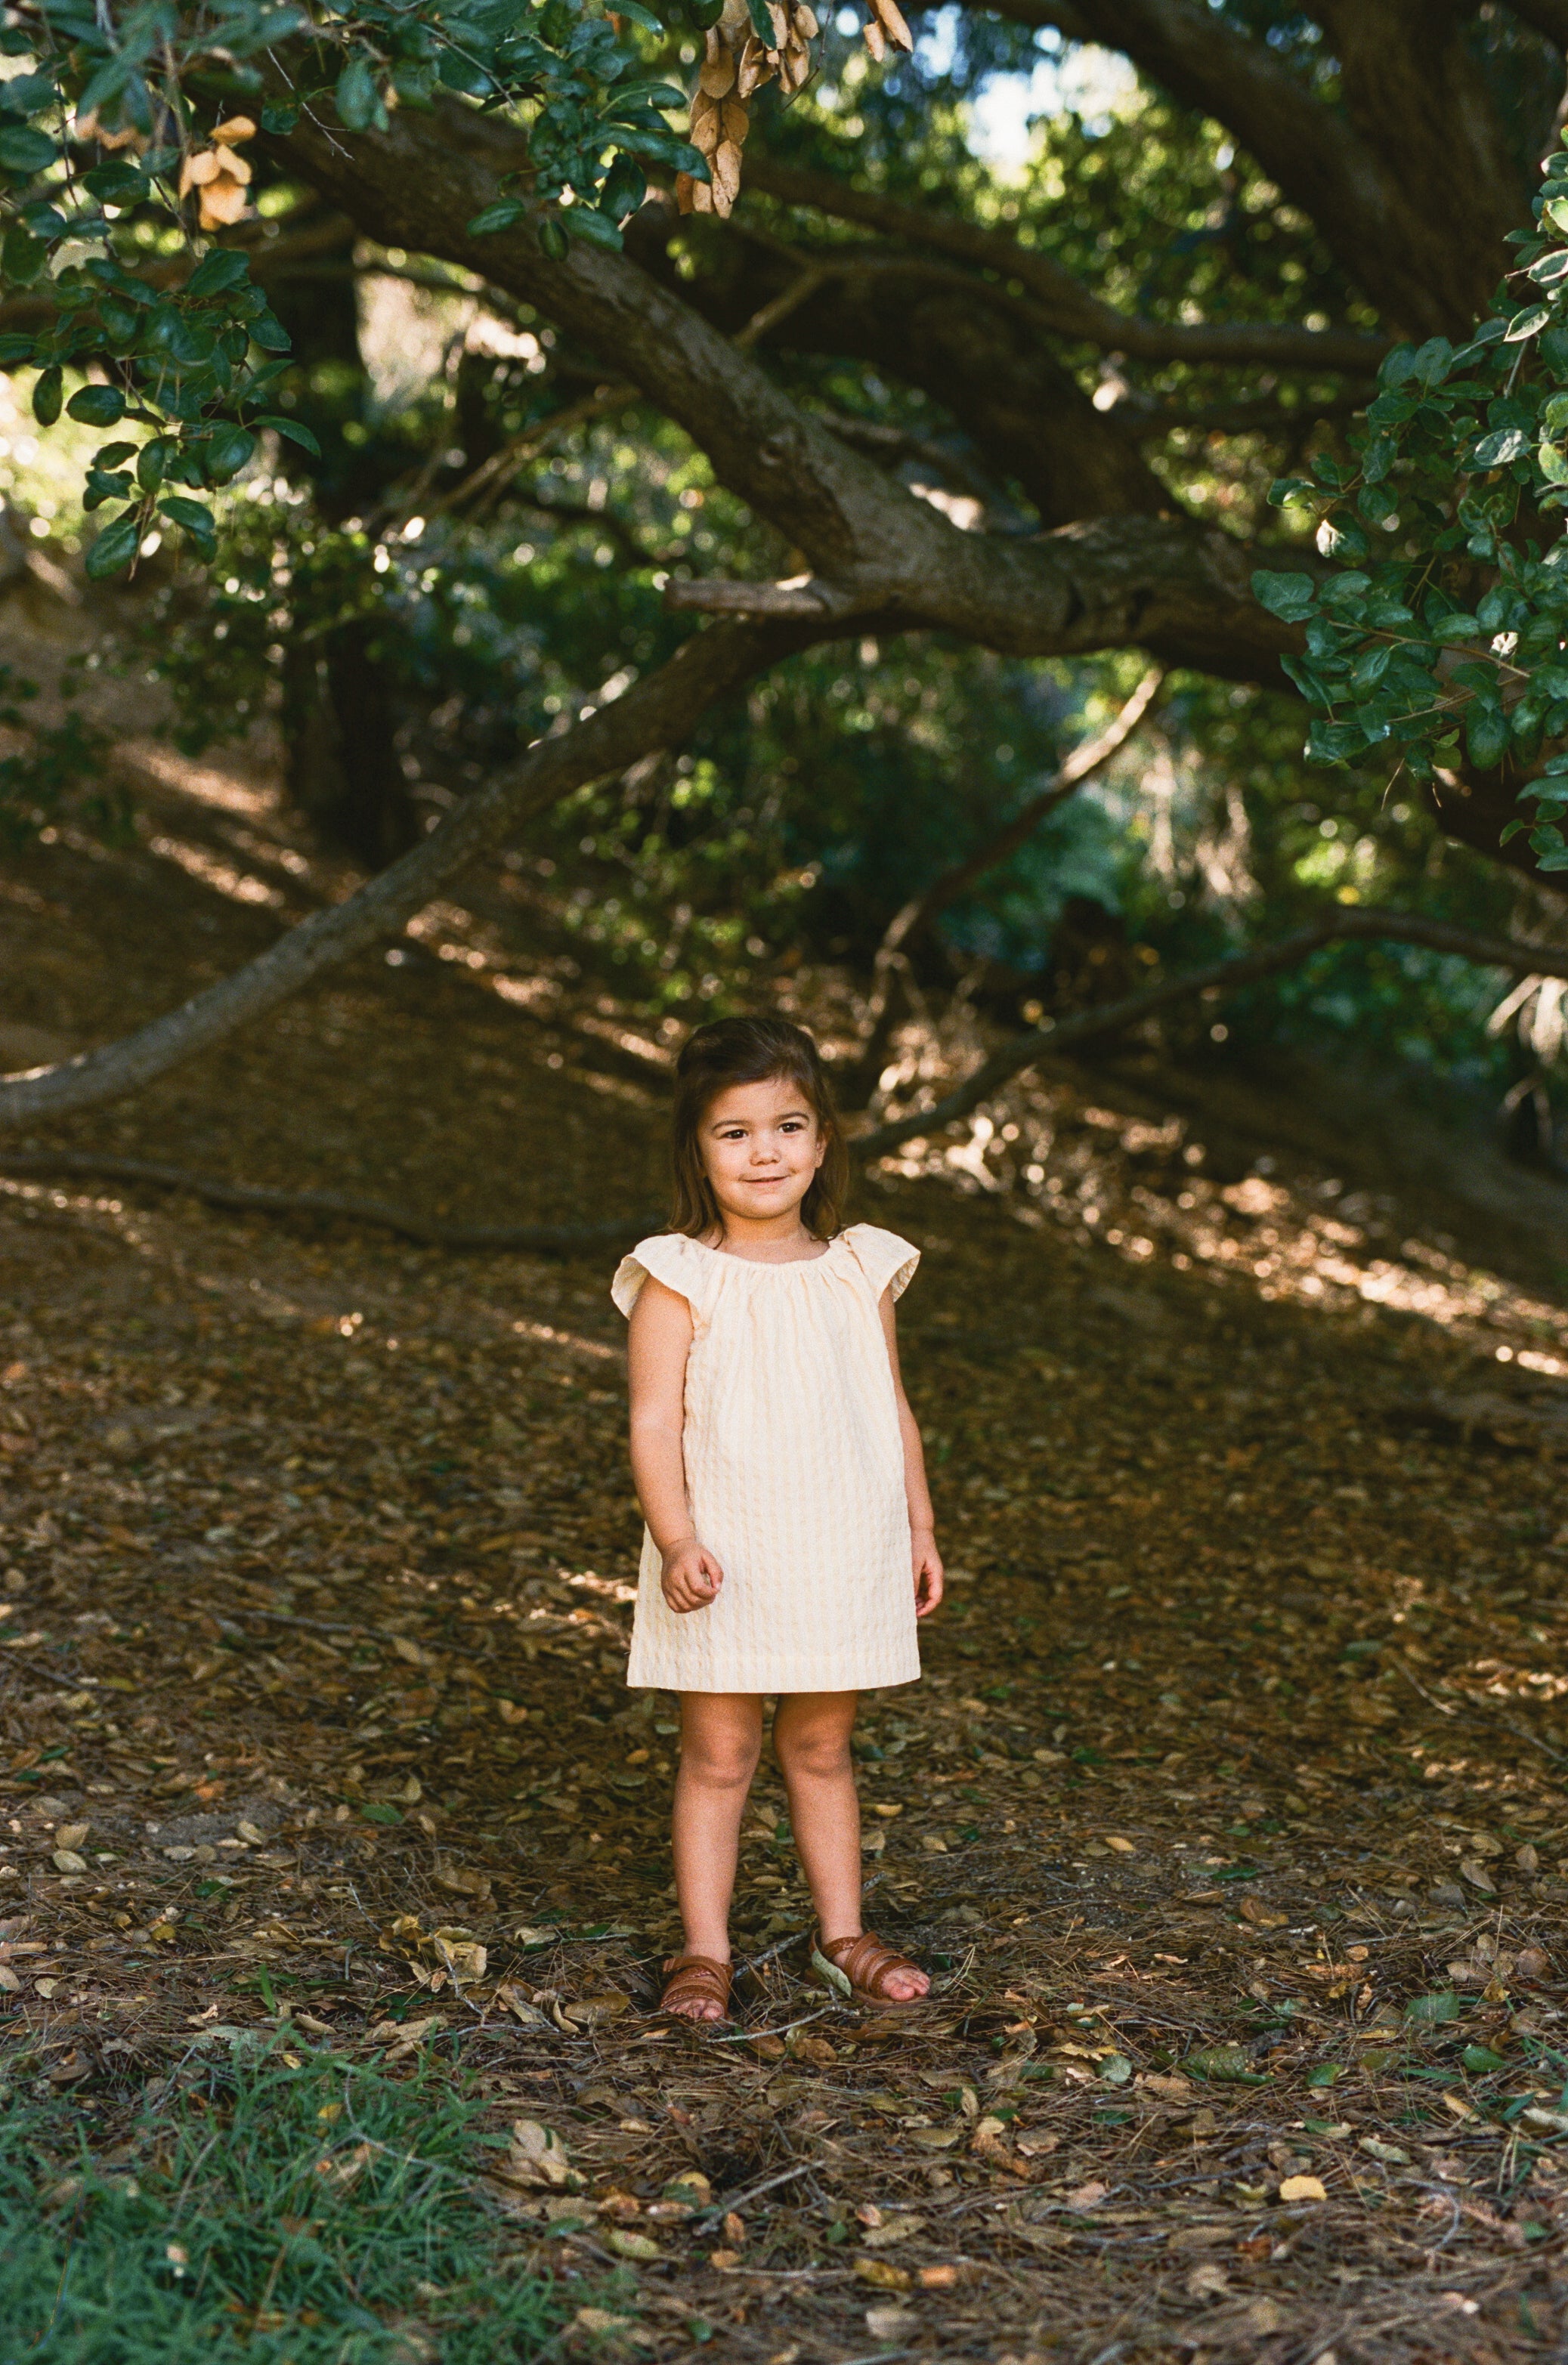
xmin=282 ymin=623 xmax=418 ymax=871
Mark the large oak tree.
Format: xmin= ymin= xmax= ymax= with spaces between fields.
xmin=4 ymin=0 xmax=1568 ymax=1130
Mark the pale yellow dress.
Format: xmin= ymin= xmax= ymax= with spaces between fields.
xmin=611 ymin=1224 xmax=922 ymax=1693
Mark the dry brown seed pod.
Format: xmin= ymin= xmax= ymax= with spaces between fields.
xmin=736 ymin=36 xmax=770 ymax=94
xmin=690 ymin=172 xmax=716 ymax=214
xmin=869 ymin=0 xmax=914 ymax=47
xmin=713 ymin=138 xmax=743 ymax=204
xmin=212 ymin=115 xmax=258 ymax=144
xmin=779 ymin=38 xmax=810 ymax=87
xmin=766 ymin=0 xmax=789 ymax=40
xmin=791 ymin=2 xmax=818 ymax=33
xmin=720 ymin=97 xmax=750 ymax=142
xmin=863 ymin=14 xmax=886 ymax=58
xmin=178 ymin=148 xmax=222 ymax=193
xmin=691 ymin=112 xmax=722 ymax=155
xmin=698 ymin=48 xmax=736 ymax=94
xmin=216 ymin=147 xmax=252 ymax=184
xmin=197 ymin=173 xmax=248 ymax=228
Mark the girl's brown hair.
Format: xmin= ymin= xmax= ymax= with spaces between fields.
xmin=670 ymin=1015 xmax=849 ymax=1241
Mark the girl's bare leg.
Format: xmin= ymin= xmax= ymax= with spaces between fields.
xmin=670 ymin=1691 xmax=763 ymax=2016
xmin=772 ymin=1690 xmax=929 ymax=2000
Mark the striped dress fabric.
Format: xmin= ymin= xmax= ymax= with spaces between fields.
xmin=612 ymin=1224 xmax=922 ymax=1694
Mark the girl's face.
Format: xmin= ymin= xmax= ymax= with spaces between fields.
xmin=700 ymin=1073 xmax=825 ymax=1229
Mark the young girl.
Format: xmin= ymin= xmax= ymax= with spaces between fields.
xmin=612 ymin=1014 xmax=943 ymax=2023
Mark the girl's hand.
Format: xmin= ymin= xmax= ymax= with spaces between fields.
xmin=661 ymin=1538 xmax=724 ymax=1615
xmin=912 ymin=1529 xmax=944 ymax=1618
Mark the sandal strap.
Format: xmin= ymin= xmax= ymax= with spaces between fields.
xmin=659 ymin=1953 xmax=732 ymax=2011
xmin=818 ymin=1928 xmax=920 ymax=2001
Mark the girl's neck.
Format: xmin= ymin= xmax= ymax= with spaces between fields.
xmin=706 ymin=1211 xmax=828 ymax=1263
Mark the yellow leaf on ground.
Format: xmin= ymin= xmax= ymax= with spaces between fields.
xmin=1279 ymin=2174 xmax=1328 ymax=2202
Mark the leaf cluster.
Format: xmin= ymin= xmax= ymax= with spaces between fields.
xmin=0 ymin=0 xmax=710 ymax=573
xmin=1252 ymin=129 xmax=1568 ymax=873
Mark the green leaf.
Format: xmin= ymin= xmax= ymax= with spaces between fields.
xmin=1540 ymin=441 xmax=1568 ymax=486
xmin=361 ymin=1801 xmax=403 ymax=1825
xmin=30 ymin=363 xmax=61 ymax=425
xmin=186 ymin=247 xmax=253 ymax=299
xmin=1471 ymin=426 xmax=1528 ymax=468
xmin=255 ymin=415 xmax=321 ymax=455
xmin=563 ymin=203 xmax=622 ymax=249
xmin=136 ymin=437 xmax=172 ymax=492
xmin=1 ymin=221 xmax=47 ymax=286
xmin=203 ymin=424 xmax=255 ymax=484
xmin=157 ymin=493 xmax=216 ymax=558
xmin=0 ymin=75 xmax=57 ymax=118
xmin=609 ymin=126 xmax=707 ymax=174
xmin=811 ymin=1945 xmax=852 ymax=2000
xmin=84 ymin=509 xmax=142 ymax=580
xmin=1467 ymin=703 xmax=1510 ymax=770
xmin=259 ymin=102 xmax=300 ymax=134
xmin=538 ymin=216 xmax=568 ymax=261
xmin=249 ymin=311 xmax=291 ymax=353
xmin=746 ymin=0 xmax=778 ymax=42
xmin=1403 ymin=1991 xmax=1461 ymax=2026
xmin=1461 ymin=2045 xmax=1508 ymax=2074
xmin=66 ymin=383 xmax=126 ymax=427
xmin=1505 ymin=305 xmax=1552 ymax=342
xmin=1251 ymin=569 xmax=1318 ymax=623
xmin=1305 ymin=2063 xmax=1344 ymax=2088
xmin=0 ymin=124 xmax=59 ymax=174
xmin=1529 ymin=821 xmax=1568 ymax=860
xmin=335 ymin=53 xmax=383 ymax=133
xmin=1184 ymin=2045 xmax=1257 ymax=2082
xmin=466 ymin=196 xmax=530 ymax=236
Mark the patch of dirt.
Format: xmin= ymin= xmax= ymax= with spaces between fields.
xmin=2 ymin=810 xmax=1568 ymax=2363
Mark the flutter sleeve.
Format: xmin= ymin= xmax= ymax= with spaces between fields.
xmin=843 ymin=1223 xmax=920 ymax=1303
xmin=611 ymin=1234 xmax=712 ymax=1321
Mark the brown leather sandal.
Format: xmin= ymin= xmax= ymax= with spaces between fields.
xmin=657 ymin=1953 xmax=733 ymax=2023
xmin=812 ymin=1928 xmax=930 ymax=2012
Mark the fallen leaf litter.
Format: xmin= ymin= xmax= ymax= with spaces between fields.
xmin=2 ymin=828 xmax=1567 ymax=2358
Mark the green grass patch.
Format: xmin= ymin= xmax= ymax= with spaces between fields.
xmin=0 ymin=2036 xmax=578 ymax=2361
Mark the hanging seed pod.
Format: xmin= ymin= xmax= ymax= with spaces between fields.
xmin=689 ymin=173 xmax=716 ymax=213
xmin=765 ymin=0 xmax=789 ymax=41
xmin=869 ymin=0 xmax=914 ymax=47
xmin=779 ymin=37 xmax=810 ymax=88
xmin=713 ymin=139 xmax=744 ymax=208
xmin=720 ymin=97 xmax=750 ymax=144
xmin=736 ymin=35 xmax=769 ymax=95
xmin=178 ymin=148 xmax=222 ymax=192
xmin=863 ymin=14 xmax=886 ymax=58
xmin=197 ymin=171 xmax=249 ymax=228
xmin=698 ymin=29 xmax=736 ymax=95
xmin=790 ymin=2 xmax=818 ymax=33
xmin=211 ymin=116 xmax=258 ymax=145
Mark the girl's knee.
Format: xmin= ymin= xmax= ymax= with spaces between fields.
xmin=775 ymin=1724 xmax=853 ymax=1782
xmin=681 ymin=1732 xmax=760 ymax=1790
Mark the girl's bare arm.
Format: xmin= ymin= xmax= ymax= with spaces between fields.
xmin=627 ymin=1277 xmax=724 ymax=1612
xmin=877 ymin=1289 xmax=944 ymax=1617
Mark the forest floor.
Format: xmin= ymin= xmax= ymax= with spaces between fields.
xmin=4 ymin=711 xmax=1568 ymax=2362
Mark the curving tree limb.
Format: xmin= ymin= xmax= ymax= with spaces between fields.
xmin=856 ymin=907 xmax=1568 ymax=1156
xmin=741 ymin=156 xmax=1393 ymax=373
xmin=11 ymin=906 xmax=1563 ymax=1248
xmin=0 ymin=616 xmax=819 ymax=1131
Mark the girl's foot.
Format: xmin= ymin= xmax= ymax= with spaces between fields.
xmin=658 ymin=1953 xmax=733 ymax=2023
xmin=813 ymin=1928 xmax=930 ymax=2009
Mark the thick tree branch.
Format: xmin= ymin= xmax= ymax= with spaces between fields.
xmin=858 ymin=907 xmax=1568 ymax=1155
xmin=0 ymin=617 xmax=817 ymax=1130
xmin=973 ymin=0 xmax=1521 ymax=332
xmin=742 ymin=156 xmax=1391 ymax=373
xmin=266 ymin=103 xmax=1303 ymax=668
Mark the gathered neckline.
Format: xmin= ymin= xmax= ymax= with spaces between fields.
xmin=688 ymin=1229 xmax=851 ymax=1271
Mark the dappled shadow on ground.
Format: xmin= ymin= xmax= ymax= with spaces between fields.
xmin=3 ymin=826 xmax=1568 ymax=2361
